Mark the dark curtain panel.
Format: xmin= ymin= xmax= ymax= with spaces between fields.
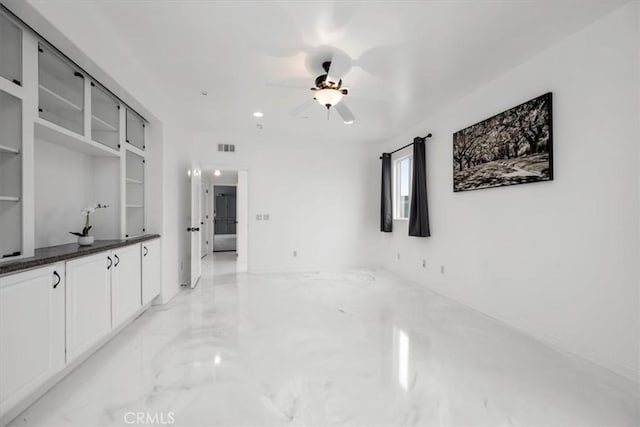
xmin=408 ymin=137 xmax=431 ymax=237
xmin=380 ymin=153 xmax=392 ymax=232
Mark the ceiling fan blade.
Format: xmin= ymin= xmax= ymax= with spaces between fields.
xmin=290 ymin=99 xmax=316 ymax=117
xmin=334 ymin=102 xmax=355 ymax=124
xmin=326 ymin=52 xmax=352 ymax=85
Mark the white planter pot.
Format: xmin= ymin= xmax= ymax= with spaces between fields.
xmin=78 ymin=236 xmax=94 ymax=246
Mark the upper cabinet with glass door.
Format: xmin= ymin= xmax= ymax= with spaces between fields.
xmin=91 ymin=82 xmax=120 ymax=150
xmin=0 ymin=12 xmax=22 ymax=86
xmin=38 ymin=44 xmax=84 ymax=135
xmin=126 ymin=109 xmax=145 ymax=150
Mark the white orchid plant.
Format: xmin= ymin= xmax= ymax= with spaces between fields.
xmin=69 ymin=203 xmax=109 ymax=237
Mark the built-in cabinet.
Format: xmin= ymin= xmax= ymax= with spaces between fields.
xmin=38 ymin=44 xmax=84 ymax=135
xmin=65 ymin=252 xmax=111 ymax=363
xmin=0 ymin=12 xmax=22 ymax=85
xmin=0 ymin=263 xmax=65 ymax=417
xmin=90 ymin=82 xmax=120 ymax=150
xmin=142 ymin=238 xmax=161 ymax=305
xmin=125 ymin=150 xmax=145 ymax=237
xmin=110 ymin=243 xmax=142 ymax=328
xmin=0 ymin=12 xmax=25 ymax=261
xmin=0 ymin=7 xmax=150 ymax=263
xmin=0 ymin=239 xmax=160 ymax=423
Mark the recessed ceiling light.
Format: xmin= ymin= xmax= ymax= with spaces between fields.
xmin=214 ymin=170 xmax=221 ymax=176
xmin=253 ymin=111 xmax=264 ymax=118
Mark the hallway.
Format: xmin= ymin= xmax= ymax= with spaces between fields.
xmin=9 ymin=258 xmax=639 ymax=426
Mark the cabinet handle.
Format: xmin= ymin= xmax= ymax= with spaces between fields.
xmin=114 ymin=254 xmax=120 ymax=267
xmin=53 ymin=271 xmax=61 ymax=289
xmin=107 ymin=256 xmax=113 ymax=270
xmin=143 ymin=246 xmax=149 ymax=257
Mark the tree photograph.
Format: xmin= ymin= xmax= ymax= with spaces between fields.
xmin=453 ymin=92 xmax=553 ymax=192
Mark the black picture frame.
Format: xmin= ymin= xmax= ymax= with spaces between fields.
xmin=453 ymin=92 xmax=553 ymax=192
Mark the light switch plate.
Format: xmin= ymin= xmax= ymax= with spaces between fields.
xmin=256 ymin=214 xmax=263 ymax=220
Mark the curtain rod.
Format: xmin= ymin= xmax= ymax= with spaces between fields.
xmin=379 ymin=133 xmax=432 ymax=159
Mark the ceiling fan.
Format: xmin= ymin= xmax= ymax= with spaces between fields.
xmin=280 ymin=52 xmax=356 ymax=124
xmin=309 ymin=59 xmax=356 ymax=124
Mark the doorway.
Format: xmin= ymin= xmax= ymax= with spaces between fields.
xmin=213 ymin=185 xmax=237 ymax=252
xmin=195 ymin=168 xmax=248 ymax=277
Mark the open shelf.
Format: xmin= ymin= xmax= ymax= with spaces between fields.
xmin=126 ymin=178 xmax=143 ymax=184
xmin=0 ymin=144 xmax=19 ymax=154
xmin=35 ymin=118 xmax=120 ymax=158
xmin=0 ymin=196 xmax=20 ymax=202
xmin=126 ymin=204 xmax=143 ymax=208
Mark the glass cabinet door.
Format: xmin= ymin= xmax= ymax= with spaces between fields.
xmin=38 ymin=44 xmax=84 ymax=135
xmin=91 ymin=82 xmax=120 ymax=150
xmin=0 ymin=91 xmax=22 ymax=259
xmin=0 ymin=12 xmax=22 ymax=86
xmin=125 ymin=151 xmax=145 ymax=237
xmin=126 ymin=109 xmax=145 ymax=150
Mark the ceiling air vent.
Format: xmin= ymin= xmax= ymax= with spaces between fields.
xmin=217 ymin=144 xmax=235 ymax=153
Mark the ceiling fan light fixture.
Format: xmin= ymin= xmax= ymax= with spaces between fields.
xmin=314 ymin=88 xmax=343 ymax=108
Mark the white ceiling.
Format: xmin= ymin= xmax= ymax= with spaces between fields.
xmin=81 ymin=1 xmax=625 ymax=143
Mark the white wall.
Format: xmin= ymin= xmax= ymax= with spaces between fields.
xmin=375 ymin=2 xmax=639 ymax=381
xmin=194 ymin=131 xmax=378 ymax=272
xmin=34 ymin=139 xmax=120 ymax=247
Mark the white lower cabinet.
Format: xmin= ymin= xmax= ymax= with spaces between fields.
xmin=141 ymin=239 xmax=161 ymax=305
xmin=65 ymin=252 xmax=111 ymax=363
xmin=0 ymin=264 xmax=65 ymax=418
xmin=0 ymin=239 xmax=159 ymax=422
xmin=111 ymin=243 xmax=142 ymax=328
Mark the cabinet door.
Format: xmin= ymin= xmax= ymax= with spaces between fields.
xmin=66 ymin=252 xmax=111 ymax=363
xmin=0 ymin=264 xmax=65 ymax=417
xmin=0 ymin=12 xmax=22 ymax=86
xmin=111 ymin=244 xmax=141 ymax=328
xmin=142 ymin=239 xmax=161 ymax=305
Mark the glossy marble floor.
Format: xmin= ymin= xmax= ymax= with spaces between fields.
xmin=9 ymin=258 xmax=640 ymax=426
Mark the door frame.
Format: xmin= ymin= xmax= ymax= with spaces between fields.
xmin=212 ymin=183 xmax=237 ymax=252
xmin=203 ymin=166 xmax=249 ymax=273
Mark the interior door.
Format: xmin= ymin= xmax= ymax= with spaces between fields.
xmin=214 ymin=190 xmax=237 ymax=235
xmin=189 ymin=169 xmax=202 ymax=288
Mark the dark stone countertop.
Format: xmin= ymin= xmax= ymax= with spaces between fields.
xmin=0 ymin=234 xmax=160 ymax=277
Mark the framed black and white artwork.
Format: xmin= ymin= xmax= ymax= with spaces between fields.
xmin=453 ymin=92 xmax=553 ymax=192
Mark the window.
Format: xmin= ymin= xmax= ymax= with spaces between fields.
xmin=394 ymin=155 xmax=412 ymax=219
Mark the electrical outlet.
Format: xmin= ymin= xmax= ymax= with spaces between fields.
xmin=422 ymin=259 xmax=426 ymax=268
xmin=263 ymin=214 xmax=270 ymax=220
xmin=397 ymin=253 xmax=400 ymax=260
xmin=293 ymin=250 xmax=297 ymax=257
xmin=440 ymin=265 xmax=445 ymax=274
xmin=256 ymin=214 xmax=263 ymax=220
